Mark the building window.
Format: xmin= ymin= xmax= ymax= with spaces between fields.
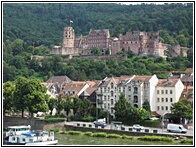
xmin=128 ymin=86 xmax=131 ymax=91
xmin=111 ymin=82 xmax=114 ymax=89
xmin=133 ymin=96 xmax=138 ymax=103
xmin=104 ymin=87 xmax=106 ymax=93
xmin=162 ymin=106 xmax=164 ymax=110
xmin=104 ymin=96 xmax=106 ymax=101
xmin=108 ymin=104 xmax=110 ymax=109
xmin=170 ymin=98 xmax=173 ymax=102
xmin=162 ymin=90 xmax=164 ymax=94
xmin=118 ymin=87 xmax=121 ymax=92
xmin=170 ymin=90 xmax=172 ymax=94
xmin=166 ymin=106 xmax=168 ymax=110
xmin=111 ymin=91 xmax=114 ymax=97
xmin=157 ymin=90 xmax=159 ymax=94
xmin=134 ymin=87 xmax=138 ymax=94
xmin=165 ymin=90 xmax=168 ymax=94
xmin=162 ymin=98 xmax=164 ymax=102
xmin=166 ymin=98 xmax=168 ymax=102
xmin=134 ymin=104 xmax=138 ymax=108
xmin=157 ymin=98 xmax=160 ymax=102
xmin=157 ymin=106 xmax=159 ymax=110
xmin=111 ymin=99 xmax=113 ymax=105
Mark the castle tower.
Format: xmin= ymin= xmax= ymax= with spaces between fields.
xmin=62 ymin=27 xmax=75 ymax=48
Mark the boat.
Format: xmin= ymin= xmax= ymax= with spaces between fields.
xmin=4 ymin=126 xmax=58 ymax=145
xmin=5 ymin=125 xmax=31 ymax=136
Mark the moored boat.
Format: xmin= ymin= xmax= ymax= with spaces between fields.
xmin=4 ymin=126 xmax=58 ymax=145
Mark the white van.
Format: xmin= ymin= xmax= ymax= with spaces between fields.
xmin=167 ymin=124 xmax=187 ymax=133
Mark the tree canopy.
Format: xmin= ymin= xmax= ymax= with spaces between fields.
xmin=171 ymin=98 xmax=193 ymax=119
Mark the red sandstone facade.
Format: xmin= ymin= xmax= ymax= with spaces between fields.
xmin=50 ymin=26 xmax=188 ymax=58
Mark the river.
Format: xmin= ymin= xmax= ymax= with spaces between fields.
xmin=55 ymin=133 xmax=191 ymax=145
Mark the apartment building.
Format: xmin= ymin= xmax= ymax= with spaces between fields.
xmin=96 ymin=75 xmax=159 ymax=118
xmin=96 ymin=76 xmax=135 ymax=118
xmin=125 ymin=74 xmax=158 ymax=111
xmin=156 ymin=78 xmax=184 ymax=116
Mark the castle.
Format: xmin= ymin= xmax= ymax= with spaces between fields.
xmin=50 ymin=27 xmax=188 ymax=58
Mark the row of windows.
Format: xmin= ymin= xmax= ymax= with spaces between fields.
xmin=157 ymin=106 xmax=171 ymax=111
xmin=100 ymin=86 xmax=138 ymax=93
xmin=157 ymin=98 xmax=173 ymax=102
xmin=122 ymin=41 xmax=138 ymax=44
xmin=157 ymin=90 xmax=172 ymax=94
xmin=89 ymin=40 xmax=106 ymax=43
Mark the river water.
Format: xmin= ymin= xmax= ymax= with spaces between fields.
xmin=55 ymin=133 xmax=191 ymax=146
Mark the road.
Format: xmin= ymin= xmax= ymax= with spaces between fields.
xmin=65 ymin=121 xmax=193 ymax=137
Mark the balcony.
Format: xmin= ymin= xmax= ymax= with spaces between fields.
xmin=133 ymin=91 xmax=138 ymax=94
xmin=97 ymin=99 xmax=103 ymax=104
xmin=96 ymin=91 xmax=103 ymax=95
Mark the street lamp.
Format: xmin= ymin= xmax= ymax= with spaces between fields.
xmin=96 ymin=98 xmax=98 ymax=121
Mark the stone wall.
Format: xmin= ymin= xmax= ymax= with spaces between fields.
xmin=3 ymin=117 xmax=65 ymax=131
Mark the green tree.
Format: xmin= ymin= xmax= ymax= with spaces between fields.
xmin=63 ymin=97 xmax=73 ymax=116
xmin=13 ymin=76 xmax=28 ymax=118
xmin=91 ymin=47 xmax=101 ymax=55
xmin=3 ymin=81 xmax=15 ymax=116
xmin=72 ymin=97 xmax=82 ymax=116
xmin=14 ymin=77 xmax=50 ymax=118
xmin=48 ymin=98 xmax=57 ymax=115
xmin=142 ymin=99 xmax=152 ymax=119
xmin=56 ymin=96 xmax=64 ymax=115
xmin=171 ymin=98 xmax=193 ymax=120
xmin=81 ymin=98 xmax=91 ymax=116
xmin=114 ymin=94 xmax=131 ymax=119
xmin=12 ymin=39 xmax=24 ymax=55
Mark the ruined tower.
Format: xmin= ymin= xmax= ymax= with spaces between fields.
xmin=62 ymin=27 xmax=75 ymax=48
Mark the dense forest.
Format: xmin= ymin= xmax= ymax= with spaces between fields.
xmin=3 ymin=3 xmax=193 ymax=83
xmin=3 ymin=3 xmax=193 ymax=47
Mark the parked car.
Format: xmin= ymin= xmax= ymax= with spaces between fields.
xmin=133 ymin=124 xmax=144 ymax=130
xmin=167 ymin=124 xmax=187 ymax=133
xmin=93 ymin=120 xmax=107 ymax=128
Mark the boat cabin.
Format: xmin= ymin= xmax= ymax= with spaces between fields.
xmin=6 ymin=125 xmax=31 ymax=136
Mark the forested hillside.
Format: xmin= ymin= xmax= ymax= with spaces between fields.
xmin=3 ymin=3 xmax=193 ymax=47
xmin=3 ymin=3 xmax=193 ymax=83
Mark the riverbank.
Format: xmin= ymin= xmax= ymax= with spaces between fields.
xmin=54 ymin=130 xmax=192 ymax=145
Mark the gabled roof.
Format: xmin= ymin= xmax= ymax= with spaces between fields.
xmin=185 ymin=68 xmax=193 ymax=74
xmin=61 ymin=82 xmax=89 ymax=98
xmin=99 ymin=76 xmax=134 ymax=87
xmin=180 ymin=75 xmax=193 ymax=82
xmin=46 ymin=76 xmax=72 ymax=85
xmin=128 ymin=75 xmax=152 ymax=86
xmin=157 ymin=78 xmax=179 ymax=87
xmin=89 ymin=29 xmax=109 ymax=35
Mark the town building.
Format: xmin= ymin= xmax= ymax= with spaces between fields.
xmin=155 ymin=78 xmax=184 ymax=117
xmin=43 ymin=74 xmax=186 ymax=119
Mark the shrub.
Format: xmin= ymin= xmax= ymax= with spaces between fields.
xmin=82 ymin=116 xmax=94 ymax=122
xmin=93 ymin=132 xmax=107 ymax=137
xmin=84 ymin=132 xmax=93 ymax=136
xmin=122 ymin=134 xmax=133 ymax=139
xmin=138 ymin=136 xmax=173 ymax=142
xmin=44 ymin=118 xmax=66 ymax=123
xmin=67 ymin=130 xmax=82 ymax=135
xmin=50 ymin=128 xmax=59 ymax=133
xmin=180 ymin=139 xmax=193 ymax=144
xmin=107 ymin=133 xmax=122 ymax=138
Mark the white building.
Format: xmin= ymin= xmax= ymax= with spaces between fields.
xmin=96 ymin=76 xmax=135 ymax=118
xmin=125 ymin=74 xmax=159 ymax=111
xmin=156 ymin=78 xmax=184 ymax=116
